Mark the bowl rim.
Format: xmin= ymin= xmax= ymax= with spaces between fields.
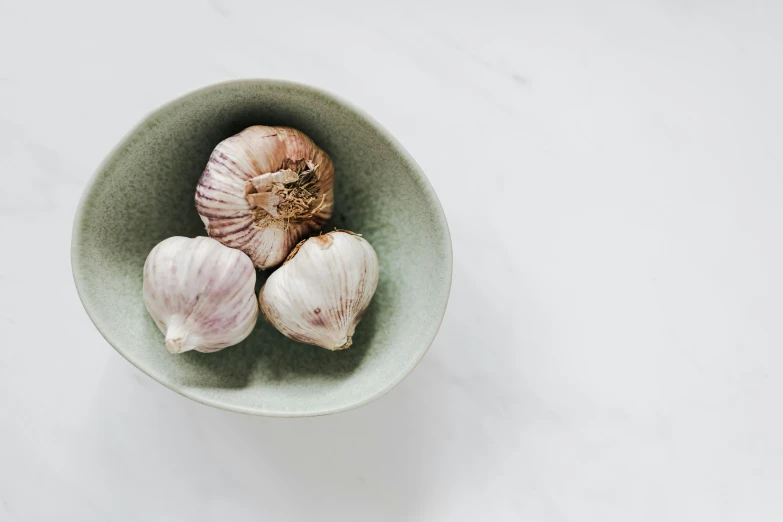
xmin=71 ymin=78 xmax=453 ymax=417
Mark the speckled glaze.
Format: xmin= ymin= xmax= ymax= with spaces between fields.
xmin=71 ymin=80 xmax=452 ymax=417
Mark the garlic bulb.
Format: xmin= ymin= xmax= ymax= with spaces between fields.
xmin=195 ymin=126 xmax=335 ymax=270
xmin=259 ymin=231 xmax=379 ymax=350
xmin=143 ymin=236 xmax=258 ymax=354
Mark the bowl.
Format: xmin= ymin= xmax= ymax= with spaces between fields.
xmin=71 ymin=80 xmax=452 ymax=416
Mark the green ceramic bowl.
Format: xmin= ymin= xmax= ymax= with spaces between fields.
xmin=72 ymin=80 xmax=452 ymax=416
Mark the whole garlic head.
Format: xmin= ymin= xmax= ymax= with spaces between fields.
xmin=195 ymin=126 xmax=335 ymax=270
xmin=259 ymin=230 xmax=379 ymax=351
xmin=143 ymin=236 xmax=258 ymax=354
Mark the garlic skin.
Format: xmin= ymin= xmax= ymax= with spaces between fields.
xmin=259 ymin=231 xmax=379 ymax=350
xmin=143 ymin=236 xmax=258 ymax=354
xmin=195 ymin=126 xmax=335 ymax=270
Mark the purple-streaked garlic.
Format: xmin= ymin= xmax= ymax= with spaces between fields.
xmin=259 ymin=230 xmax=379 ymax=351
xmin=195 ymin=125 xmax=335 ymax=270
xmin=143 ymin=236 xmax=258 ymax=354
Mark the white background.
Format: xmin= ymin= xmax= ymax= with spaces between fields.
xmin=2 ymin=0 xmax=783 ymax=520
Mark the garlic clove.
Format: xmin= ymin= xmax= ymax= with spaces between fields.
xmin=143 ymin=236 xmax=258 ymax=354
xmin=259 ymin=231 xmax=379 ymax=350
xmin=195 ymin=126 xmax=335 ymax=270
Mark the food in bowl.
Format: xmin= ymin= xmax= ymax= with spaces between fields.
xmin=143 ymin=125 xmax=379 ymax=354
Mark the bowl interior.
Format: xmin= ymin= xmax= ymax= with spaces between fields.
xmin=72 ymin=80 xmax=451 ymax=416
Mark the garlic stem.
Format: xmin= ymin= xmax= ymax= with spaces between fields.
xmin=164 ymin=321 xmax=191 ymax=354
xmin=335 ymin=336 xmax=352 ymax=350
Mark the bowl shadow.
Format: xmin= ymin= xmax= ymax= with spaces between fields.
xmin=88 ymin=349 xmax=455 ymax=521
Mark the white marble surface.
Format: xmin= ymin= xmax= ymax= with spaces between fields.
xmin=2 ymin=0 xmax=783 ymax=520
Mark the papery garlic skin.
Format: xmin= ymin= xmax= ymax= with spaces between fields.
xmin=259 ymin=231 xmax=379 ymax=351
xmin=195 ymin=126 xmax=335 ymax=270
xmin=143 ymin=236 xmax=258 ymax=354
